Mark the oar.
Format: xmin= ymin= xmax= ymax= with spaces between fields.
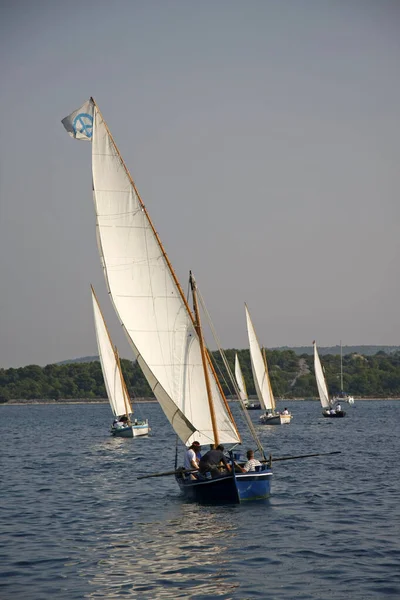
xmin=137 ymin=468 xmax=197 ymax=480
xmin=266 ymin=450 xmax=341 ymax=463
xmin=137 ymin=451 xmax=341 ymax=480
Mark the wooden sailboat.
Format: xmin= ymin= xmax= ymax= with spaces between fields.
xmin=62 ymin=98 xmax=271 ymax=503
xmin=234 ymin=353 xmax=261 ymax=410
xmin=91 ymin=286 xmax=149 ymax=438
xmin=313 ymin=341 xmax=346 ymax=418
xmin=245 ymin=305 xmax=292 ymax=425
xmin=333 ymin=341 xmax=355 ymax=405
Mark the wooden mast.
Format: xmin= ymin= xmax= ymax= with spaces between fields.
xmin=90 ymin=98 xmax=236 ymax=433
xmin=115 ymin=345 xmax=133 ymax=418
xmin=190 ymin=272 xmax=219 ymax=446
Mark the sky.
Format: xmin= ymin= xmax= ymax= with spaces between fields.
xmin=0 ymin=0 xmax=399 ymax=368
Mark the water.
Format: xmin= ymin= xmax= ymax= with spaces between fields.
xmin=1 ymin=400 xmax=399 ymax=599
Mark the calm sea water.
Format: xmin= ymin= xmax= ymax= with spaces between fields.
xmin=1 ymin=400 xmax=399 ymax=599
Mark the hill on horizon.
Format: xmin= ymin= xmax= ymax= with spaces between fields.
xmin=56 ymin=345 xmax=400 ymax=366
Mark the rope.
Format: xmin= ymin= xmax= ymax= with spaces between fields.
xmin=197 ymin=288 xmax=267 ymax=461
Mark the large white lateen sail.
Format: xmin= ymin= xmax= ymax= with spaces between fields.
xmin=91 ymin=286 xmax=132 ymax=418
xmin=63 ymin=99 xmax=240 ymax=447
xmin=313 ymin=341 xmax=330 ymax=409
xmin=234 ymin=353 xmax=248 ymax=404
xmin=245 ymin=305 xmax=275 ymax=411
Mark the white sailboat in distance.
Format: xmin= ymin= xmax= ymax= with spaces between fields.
xmin=91 ymin=285 xmax=149 ymax=437
xmin=313 ymin=341 xmax=346 ymax=418
xmin=234 ymin=353 xmax=261 ymax=410
xmin=245 ymin=305 xmax=292 ymax=425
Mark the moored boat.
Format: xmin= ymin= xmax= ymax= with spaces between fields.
xmin=332 ymin=341 xmax=355 ymax=405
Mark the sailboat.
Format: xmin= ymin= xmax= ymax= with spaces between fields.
xmin=313 ymin=341 xmax=346 ymax=418
xmin=91 ymin=286 xmax=149 ymax=438
xmin=62 ymin=98 xmax=272 ymax=503
xmin=234 ymin=353 xmax=261 ymax=410
xmin=333 ymin=341 xmax=355 ymax=405
xmin=245 ymin=305 xmax=292 ymax=425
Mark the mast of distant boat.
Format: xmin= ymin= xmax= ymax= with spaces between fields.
xmin=115 ymin=346 xmax=133 ymax=418
xmin=340 ymin=340 xmax=343 ymax=392
xmin=262 ymin=346 xmax=276 ymax=412
xmin=91 ymin=284 xmax=133 ymax=416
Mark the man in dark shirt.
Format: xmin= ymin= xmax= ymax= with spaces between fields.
xmin=199 ymin=444 xmax=231 ymax=477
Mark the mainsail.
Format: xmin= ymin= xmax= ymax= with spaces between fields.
xmin=63 ymin=99 xmax=240 ymax=447
xmin=91 ymin=286 xmax=132 ymax=417
xmin=234 ymin=354 xmax=248 ymax=404
xmin=313 ymin=341 xmax=330 ymax=409
xmin=245 ymin=305 xmax=275 ymax=411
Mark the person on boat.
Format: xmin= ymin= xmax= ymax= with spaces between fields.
xmin=199 ymin=444 xmax=231 ymax=478
xmin=236 ymin=450 xmax=262 ymax=473
xmin=113 ymin=415 xmax=130 ymax=428
xmin=184 ymin=441 xmax=201 ymax=473
xmin=282 ymin=408 xmax=289 ymax=415
xmin=336 ymin=403 xmax=342 ymax=412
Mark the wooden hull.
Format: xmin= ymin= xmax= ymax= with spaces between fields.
xmin=176 ymin=467 xmax=272 ymax=504
xmin=111 ymin=422 xmax=150 ymax=437
xmin=259 ymin=413 xmax=292 ymax=425
xmin=322 ymin=410 xmax=346 ymax=418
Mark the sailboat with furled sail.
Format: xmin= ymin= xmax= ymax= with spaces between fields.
xmin=245 ymin=304 xmax=292 ymax=425
xmin=333 ymin=341 xmax=355 ymax=405
xmin=91 ymin=285 xmax=149 ymax=437
xmin=313 ymin=341 xmax=346 ymax=418
xmin=234 ymin=353 xmax=261 ymax=410
xmin=62 ymin=98 xmax=272 ymax=503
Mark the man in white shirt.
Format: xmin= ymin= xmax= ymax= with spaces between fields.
xmin=184 ymin=441 xmax=201 ymax=471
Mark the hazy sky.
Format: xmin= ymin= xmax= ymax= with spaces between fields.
xmin=1 ymin=0 xmax=399 ymax=368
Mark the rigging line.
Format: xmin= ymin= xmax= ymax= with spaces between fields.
xmin=210 ymin=352 xmax=233 ymax=397
xmin=197 ymin=288 xmax=266 ymax=460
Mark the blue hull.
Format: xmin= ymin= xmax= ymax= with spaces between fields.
xmin=176 ymin=468 xmax=272 ymax=504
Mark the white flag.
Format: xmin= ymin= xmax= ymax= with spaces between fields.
xmin=62 ymin=99 xmax=94 ymax=141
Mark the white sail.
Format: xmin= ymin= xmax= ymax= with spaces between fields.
xmin=91 ymin=287 xmax=132 ymax=417
xmin=78 ymin=100 xmax=240 ymax=447
xmin=313 ymin=341 xmax=330 ymax=409
xmin=245 ymin=305 xmax=275 ymax=411
xmin=234 ymin=354 xmax=248 ymax=403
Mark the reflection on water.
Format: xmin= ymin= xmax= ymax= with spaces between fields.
xmin=85 ymin=504 xmax=239 ymax=599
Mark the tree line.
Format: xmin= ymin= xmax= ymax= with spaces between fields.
xmin=1 ymin=349 xmax=400 ymax=402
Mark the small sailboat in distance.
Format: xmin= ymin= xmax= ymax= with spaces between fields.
xmin=333 ymin=341 xmax=355 ymax=405
xmin=245 ymin=305 xmax=292 ymax=425
xmin=313 ymin=341 xmax=346 ymax=418
xmin=234 ymin=353 xmax=261 ymax=410
xmin=91 ymin=285 xmax=149 ymax=437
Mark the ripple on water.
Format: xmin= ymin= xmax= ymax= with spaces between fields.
xmin=1 ymin=401 xmax=400 ymax=599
